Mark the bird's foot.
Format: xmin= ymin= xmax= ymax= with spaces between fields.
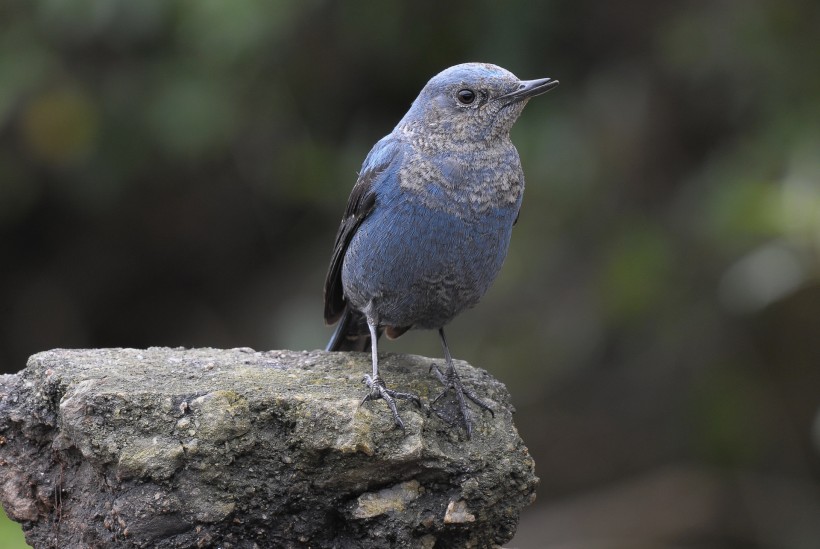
xmin=429 ymin=364 xmax=494 ymax=439
xmin=361 ymin=374 xmax=422 ymax=430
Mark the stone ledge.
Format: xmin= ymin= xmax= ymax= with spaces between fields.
xmin=0 ymin=347 xmax=537 ymax=548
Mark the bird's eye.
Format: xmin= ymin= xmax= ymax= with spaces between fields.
xmin=456 ymin=89 xmax=476 ymax=105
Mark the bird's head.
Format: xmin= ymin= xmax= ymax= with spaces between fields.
xmin=397 ymin=62 xmax=558 ymax=147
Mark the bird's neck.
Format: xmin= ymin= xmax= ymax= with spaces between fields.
xmin=394 ymin=121 xmax=511 ymax=155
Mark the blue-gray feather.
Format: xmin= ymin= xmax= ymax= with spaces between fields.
xmin=322 ymin=62 xmax=557 ymax=434
xmin=325 ymin=62 xmax=548 ymax=346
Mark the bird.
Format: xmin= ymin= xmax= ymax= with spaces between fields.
xmin=323 ymin=62 xmax=558 ymax=438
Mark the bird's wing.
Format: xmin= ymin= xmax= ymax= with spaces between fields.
xmin=323 ymin=137 xmax=403 ymax=325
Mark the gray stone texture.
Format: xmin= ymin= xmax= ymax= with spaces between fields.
xmin=0 ymin=348 xmax=537 ymax=548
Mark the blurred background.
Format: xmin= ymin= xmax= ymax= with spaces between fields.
xmin=1 ymin=0 xmax=819 ymax=547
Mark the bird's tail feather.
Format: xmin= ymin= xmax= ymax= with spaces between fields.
xmin=325 ymin=307 xmax=380 ymax=352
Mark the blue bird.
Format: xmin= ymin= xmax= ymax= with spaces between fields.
xmin=324 ymin=62 xmax=558 ymax=437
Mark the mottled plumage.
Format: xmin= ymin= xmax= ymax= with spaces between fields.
xmin=324 ymin=63 xmax=558 ymax=436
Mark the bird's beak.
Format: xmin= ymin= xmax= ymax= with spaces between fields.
xmin=496 ymin=77 xmax=559 ymax=104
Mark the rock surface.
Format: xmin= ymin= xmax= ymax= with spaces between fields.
xmin=0 ymin=347 xmax=537 ymax=548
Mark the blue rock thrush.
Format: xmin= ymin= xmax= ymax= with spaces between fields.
xmin=324 ymin=62 xmax=558 ymax=437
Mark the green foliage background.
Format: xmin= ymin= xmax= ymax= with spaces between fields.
xmin=1 ymin=1 xmax=819 ymax=547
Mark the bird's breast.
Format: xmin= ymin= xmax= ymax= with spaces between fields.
xmin=341 ymin=197 xmax=515 ymax=328
xmin=397 ymin=146 xmax=524 ymax=218
xmin=341 ymin=141 xmax=524 ymax=327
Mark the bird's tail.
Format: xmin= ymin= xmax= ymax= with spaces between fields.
xmin=325 ymin=307 xmax=381 ymax=352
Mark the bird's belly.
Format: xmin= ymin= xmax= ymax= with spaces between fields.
xmin=341 ymin=203 xmax=514 ymax=328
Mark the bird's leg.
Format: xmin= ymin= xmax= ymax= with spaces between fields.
xmin=360 ymin=319 xmax=421 ymax=430
xmin=430 ymin=328 xmax=494 ymax=438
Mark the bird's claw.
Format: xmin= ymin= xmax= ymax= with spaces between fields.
xmin=361 ymin=374 xmax=422 ymax=430
xmin=429 ymin=364 xmax=494 ymax=439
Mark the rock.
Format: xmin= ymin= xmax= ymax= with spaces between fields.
xmin=0 ymin=347 xmax=538 ymax=548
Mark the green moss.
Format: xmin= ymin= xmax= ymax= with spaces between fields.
xmin=189 ymin=390 xmax=251 ymax=442
xmin=0 ymin=507 xmax=31 ymax=549
xmin=117 ymin=437 xmax=185 ymax=480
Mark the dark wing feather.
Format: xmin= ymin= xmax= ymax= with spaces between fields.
xmin=325 ymin=307 xmax=375 ymax=351
xmin=323 ymin=180 xmax=376 ymax=324
xmin=323 ymin=139 xmax=400 ymax=325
